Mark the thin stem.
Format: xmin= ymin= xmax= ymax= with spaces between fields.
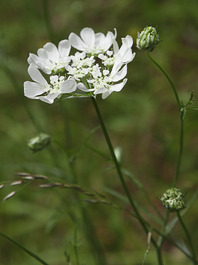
xmin=91 ymin=97 xmax=147 ymax=231
xmin=146 ymin=52 xmax=180 ymax=110
xmin=173 ymin=117 xmax=184 ymax=187
xmin=91 ymin=97 xmax=163 ymax=264
xmin=152 ymin=227 xmax=198 ymax=263
xmin=0 ymin=231 xmax=49 ymax=265
xmin=176 ymin=212 xmax=197 ymax=264
xmin=146 ymin=52 xmax=184 ymax=187
xmin=157 ymin=211 xmax=169 ymax=247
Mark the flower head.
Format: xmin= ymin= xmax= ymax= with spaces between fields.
xmin=24 ymin=64 xmax=77 ymax=104
xmin=24 ymin=27 xmax=135 ymax=103
xmin=69 ymin=27 xmax=117 ymax=55
xmin=136 ymin=26 xmax=160 ymax=52
xmin=27 ymin=40 xmax=71 ymax=74
xmin=160 ymin=188 xmax=186 ymax=212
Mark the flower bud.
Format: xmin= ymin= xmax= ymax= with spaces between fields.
xmin=160 ymin=188 xmax=186 ymax=212
xmin=136 ymin=26 xmax=160 ymax=52
xmin=27 ymin=133 xmax=51 ymax=152
xmin=114 ymin=146 xmax=123 ymax=165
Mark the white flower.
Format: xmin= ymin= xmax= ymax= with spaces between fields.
xmin=24 ymin=64 xmax=77 ymax=104
xmin=27 ymin=40 xmax=71 ymax=74
xmin=69 ymin=27 xmax=116 ymax=55
xmin=93 ymin=55 xmax=128 ymax=99
xmin=77 ymin=55 xmax=128 ymax=99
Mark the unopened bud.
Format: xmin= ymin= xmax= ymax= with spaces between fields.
xmin=27 ymin=133 xmax=51 ymax=152
xmin=136 ymin=26 xmax=160 ymax=52
xmin=114 ymin=146 xmax=123 ymax=165
xmin=160 ymin=188 xmax=186 ymax=212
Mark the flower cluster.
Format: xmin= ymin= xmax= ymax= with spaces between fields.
xmin=160 ymin=188 xmax=186 ymax=212
xmin=24 ymin=28 xmax=135 ymax=103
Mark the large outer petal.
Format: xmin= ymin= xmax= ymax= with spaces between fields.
xmin=60 ymin=79 xmax=77 ymax=93
xmin=80 ymin=27 xmax=95 ymax=47
xmin=111 ymin=65 xmax=127 ymax=82
xmin=58 ymin=40 xmax=71 ymax=57
xmin=24 ymin=81 xmax=45 ymax=98
xmin=28 ymin=64 xmax=48 ymax=85
xmin=110 ymin=78 xmax=127 ymax=92
xmin=69 ymin=33 xmax=87 ymax=51
xmin=43 ymin=42 xmax=59 ymax=61
xmin=94 ymin=33 xmax=105 ymax=46
xmin=39 ymin=93 xmax=60 ymax=104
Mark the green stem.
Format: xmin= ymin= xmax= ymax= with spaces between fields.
xmin=91 ymin=97 xmax=163 ymax=264
xmin=152 ymin=227 xmax=198 ymax=263
xmin=173 ymin=117 xmax=184 ymax=187
xmin=146 ymin=52 xmax=184 ymax=187
xmin=157 ymin=211 xmax=169 ymax=247
xmin=146 ymin=52 xmax=180 ymax=110
xmin=0 ymin=231 xmax=49 ymax=265
xmin=176 ymin=212 xmax=197 ymax=264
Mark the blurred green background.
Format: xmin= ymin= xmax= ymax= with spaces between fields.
xmin=0 ymin=0 xmax=198 ymax=264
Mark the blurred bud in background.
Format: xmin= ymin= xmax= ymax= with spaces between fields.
xmin=160 ymin=188 xmax=186 ymax=212
xmin=114 ymin=146 xmax=124 ymax=165
xmin=27 ymin=133 xmax=51 ymax=153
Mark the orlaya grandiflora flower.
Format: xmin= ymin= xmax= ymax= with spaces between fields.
xmin=69 ymin=27 xmax=117 ymax=55
xmin=24 ymin=64 xmax=77 ymax=104
xmin=27 ymin=40 xmax=71 ymax=74
xmin=24 ymin=28 xmax=135 ymax=103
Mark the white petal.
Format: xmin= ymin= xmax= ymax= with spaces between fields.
xmin=110 ymin=55 xmax=123 ymax=77
xmin=94 ymin=33 xmax=105 ymax=46
xmin=102 ymin=90 xmax=112 ymax=99
xmin=113 ymin=40 xmax=119 ymax=54
xmin=77 ymin=83 xmax=89 ymax=91
xmin=110 ymin=78 xmax=127 ymax=92
xmin=27 ymin=53 xmax=40 ymax=65
xmin=58 ymin=40 xmax=71 ymax=57
xmin=28 ymin=64 xmax=48 ymax=85
xmin=24 ymin=81 xmax=45 ymax=98
xmin=111 ymin=65 xmax=127 ymax=82
xmin=43 ymin=42 xmax=59 ymax=60
xmin=37 ymin=48 xmax=48 ymax=60
xmin=103 ymin=31 xmax=114 ymax=50
xmin=80 ymin=27 xmax=95 ymax=46
xmin=39 ymin=93 xmax=60 ymax=104
xmin=60 ymin=79 xmax=76 ymax=93
xmin=69 ymin=33 xmax=87 ymax=51
xmin=94 ymin=87 xmax=107 ymax=95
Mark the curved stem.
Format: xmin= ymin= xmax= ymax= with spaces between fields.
xmin=176 ymin=212 xmax=197 ymax=264
xmin=146 ymin=52 xmax=180 ymax=110
xmin=91 ymin=97 xmax=163 ymax=264
xmin=146 ymin=52 xmax=184 ymax=187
